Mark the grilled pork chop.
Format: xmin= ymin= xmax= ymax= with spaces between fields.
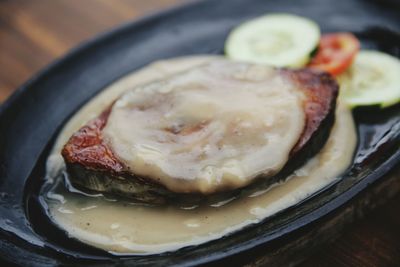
xmin=62 ymin=60 xmax=338 ymax=204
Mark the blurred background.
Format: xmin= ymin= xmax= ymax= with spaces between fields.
xmin=0 ymin=0 xmax=184 ymax=102
xmin=0 ymin=0 xmax=399 ymax=266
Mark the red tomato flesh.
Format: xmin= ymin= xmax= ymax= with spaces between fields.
xmin=308 ymin=33 xmax=360 ymax=76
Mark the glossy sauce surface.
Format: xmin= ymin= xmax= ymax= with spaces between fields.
xmin=43 ymin=56 xmax=357 ymax=254
xmin=104 ymin=59 xmax=305 ymax=193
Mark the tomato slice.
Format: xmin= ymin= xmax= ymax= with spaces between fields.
xmin=308 ymin=33 xmax=360 ymax=76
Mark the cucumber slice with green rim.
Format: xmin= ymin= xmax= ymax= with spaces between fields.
xmin=225 ymin=13 xmax=320 ymax=67
xmin=338 ymin=50 xmax=400 ymax=108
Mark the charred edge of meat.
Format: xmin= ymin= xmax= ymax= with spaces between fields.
xmin=62 ymin=106 xmax=177 ymax=204
xmin=62 ymin=69 xmax=339 ymax=205
xmin=65 ymin=163 xmax=171 ymax=204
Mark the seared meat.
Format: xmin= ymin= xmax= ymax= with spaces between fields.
xmin=62 ymin=66 xmax=338 ymax=204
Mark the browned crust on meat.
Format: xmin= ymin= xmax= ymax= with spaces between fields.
xmin=61 ymin=68 xmax=338 ymax=199
xmin=61 ymin=107 xmax=124 ymax=174
xmin=283 ymin=69 xmax=339 ymax=155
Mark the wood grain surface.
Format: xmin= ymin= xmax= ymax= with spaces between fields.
xmin=0 ymin=0 xmax=399 ymax=266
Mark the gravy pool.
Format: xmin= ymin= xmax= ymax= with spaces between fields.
xmin=42 ymin=56 xmax=357 ymax=254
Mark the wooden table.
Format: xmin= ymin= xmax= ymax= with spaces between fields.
xmin=0 ymin=0 xmax=399 ymax=266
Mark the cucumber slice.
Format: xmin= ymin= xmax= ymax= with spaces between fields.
xmin=225 ymin=13 xmax=320 ymax=67
xmin=338 ymin=50 xmax=400 ymax=108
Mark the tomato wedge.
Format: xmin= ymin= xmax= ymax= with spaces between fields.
xmin=308 ymin=33 xmax=360 ymax=76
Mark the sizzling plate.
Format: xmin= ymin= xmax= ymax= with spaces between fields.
xmin=0 ymin=0 xmax=399 ymax=266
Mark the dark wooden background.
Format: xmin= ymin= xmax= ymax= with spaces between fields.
xmin=0 ymin=0 xmax=399 ymax=266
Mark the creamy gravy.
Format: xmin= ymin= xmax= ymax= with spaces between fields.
xmin=43 ymin=56 xmax=357 ymax=255
xmin=104 ymin=59 xmax=305 ymax=193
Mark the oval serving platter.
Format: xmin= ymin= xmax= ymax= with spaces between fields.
xmin=0 ymin=0 xmax=399 ymax=266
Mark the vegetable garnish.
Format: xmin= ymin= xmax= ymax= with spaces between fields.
xmin=225 ymin=14 xmax=320 ymax=67
xmin=338 ymin=50 xmax=400 ymax=108
xmin=308 ymin=33 xmax=360 ymax=76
